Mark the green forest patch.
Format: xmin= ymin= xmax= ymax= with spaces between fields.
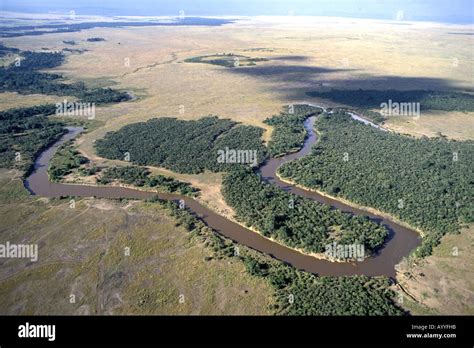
xmin=98 ymin=166 xmax=199 ymax=196
xmin=0 ymin=46 xmax=130 ymax=103
xmin=222 ymin=167 xmax=388 ymax=255
xmin=0 ymin=45 xmax=133 ymax=175
xmin=307 ymin=89 xmax=474 ymax=124
xmin=279 ymin=111 xmax=474 ymax=257
xmin=95 ymin=116 xmax=268 ymax=174
xmin=48 ymin=140 xmax=199 ymax=196
xmin=264 ymin=104 xmax=323 ymax=157
xmin=184 ymin=53 xmax=268 ymax=68
xmin=0 ymin=105 xmax=65 ymax=172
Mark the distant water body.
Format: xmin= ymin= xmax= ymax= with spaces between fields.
xmin=1 ymin=1 xmax=473 ymax=25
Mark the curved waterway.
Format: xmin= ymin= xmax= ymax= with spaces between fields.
xmin=25 ymin=114 xmax=420 ymax=277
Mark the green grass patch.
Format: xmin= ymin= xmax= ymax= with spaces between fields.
xmin=184 ymin=53 xmax=268 ymax=68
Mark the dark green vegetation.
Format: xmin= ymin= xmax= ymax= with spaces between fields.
xmin=279 ymin=112 xmax=474 ymax=257
xmin=96 ymin=116 xmax=267 ymax=174
xmin=222 ymin=168 xmax=388 ymax=254
xmin=47 ymin=142 xmax=198 ymax=196
xmin=96 ymin=110 xmax=392 ymax=256
xmin=355 ymin=109 xmax=387 ymax=124
xmin=62 ymin=48 xmax=88 ymax=54
xmin=78 ymin=166 xmax=99 ymax=177
xmin=48 ymin=149 xmax=198 ymax=196
xmin=99 ymin=166 xmax=198 ymax=196
xmin=86 ymin=37 xmax=105 ymax=42
xmin=153 ymin=197 xmax=402 ymax=315
xmin=264 ymin=104 xmax=323 ymax=157
xmin=0 ymin=46 xmax=131 ymax=174
xmin=0 ymin=47 xmax=130 ymax=104
xmin=243 ymin=257 xmax=403 ymax=315
xmin=48 ymin=140 xmax=88 ymax=182
xmin=0 ymin=18 xmax=235 ymax=38
xmin=14 ymin=50 xmax=65 ymax=69
xmin=0 ymin=43 xmax=20 ymax=57
xmin=0 ymin=105 xmax=65 ymax=172
xmin=62 ymin=40 xmax=76 ymax=45
xmin=329 ymin=107 xmax=387 ymax=124
xmin=307 ymin=89 xmax=474 ymax=113
xmin=184 ymin=54 xmax=268 ymax=68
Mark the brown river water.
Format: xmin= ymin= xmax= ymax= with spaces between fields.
xmin=24 ymin=116 xmax=420 ymax=277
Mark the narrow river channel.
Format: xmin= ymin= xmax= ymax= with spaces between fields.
xmin=24 ymin=112 xmax=420 ymax=277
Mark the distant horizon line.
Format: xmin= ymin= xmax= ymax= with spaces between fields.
xmin=1 ymin=11 xmax=473 ymax=26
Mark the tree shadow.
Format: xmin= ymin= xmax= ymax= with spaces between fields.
xmin=226 ymin=55 xmax=468 ymax=102
xmin=228 ymin=63 xmax=352 ymax=82
xmin=270 ymin=55 xmax=310 ymax=62
xmin=227 ymin=62 xmax=468 ymax=106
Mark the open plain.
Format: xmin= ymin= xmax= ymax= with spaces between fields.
xmin=0 ymin=14 xmax=473 ymax=316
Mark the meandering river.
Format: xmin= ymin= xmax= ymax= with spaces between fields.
xmin=24 ymin=111 xmax=420 ymax=277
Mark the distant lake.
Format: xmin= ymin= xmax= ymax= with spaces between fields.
xmin=2 ymin=0 xmax=473 ymax=25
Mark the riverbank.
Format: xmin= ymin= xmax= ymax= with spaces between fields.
xmin=24 ymin=109 xmax=421 ymax=277
xmin=276 ymin=172 xmax=426 ymax=239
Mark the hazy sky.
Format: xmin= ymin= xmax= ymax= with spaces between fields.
xmin=1 ymin=0 xmax=473 ymax=23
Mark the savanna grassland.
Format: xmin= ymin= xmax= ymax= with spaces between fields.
xmin=0 ymin=14 xmax=473 ymax=315
xmin=397 ymin=224 xmax=474 ymax=315
xmin=0 ymin=169 xmax=272 ymax=315
xmin=3 ymin=15 xmax=471 ymax=216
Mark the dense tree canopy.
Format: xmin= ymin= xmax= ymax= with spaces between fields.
xmin=48 ymin=140 xmax=88 ymax=181
xmin=222 ymin=167 xmax=388 ymax=254
xmin=96 ymin=116 xmax=267 ymax=174
xmin=0 ymin=105 xmax=65 ymax=172
xmin=279 ymin=112 xmax=474 ymax=257
xmin=86 ymin=37 xmax=106 ymax=42
xmin=307 ymin=89 xmax=474 ymax=112
xmin=0 ymin=47 xmax=130 ymax=104
xmin=97 ymin=112 xmax=393 ymax=255
xmin=242 ymin=255 xmax=404 ymax=315
xmin=264 ymin=104 xmax=323 ymax=157
xmin=0 ymin=18 xmax=234 ymax=38
xmin=0 ymin=46 xmax=132 ymax=174
xmin=98 ymin=166 xmax=198 ymax=196
xmin=0 ymin=43 xmax=20 ymax=57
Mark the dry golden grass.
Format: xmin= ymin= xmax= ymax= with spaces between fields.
xmin=0 ymin=169 xmax=272 ymax=315
xmin=0 ymin=15 xmax=473 ymax=315
xmin=384 ymin=111 xmax=474 ymax=140
xmin=2 ymin=16 xmax=472 ymax=134
xmin=0 ymin=92 xmax=69 ymax=111
xmin=397 ymin=225 xmax=474 ymax=315
xmin=2 ymin=16 xmax=472 ymax=221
